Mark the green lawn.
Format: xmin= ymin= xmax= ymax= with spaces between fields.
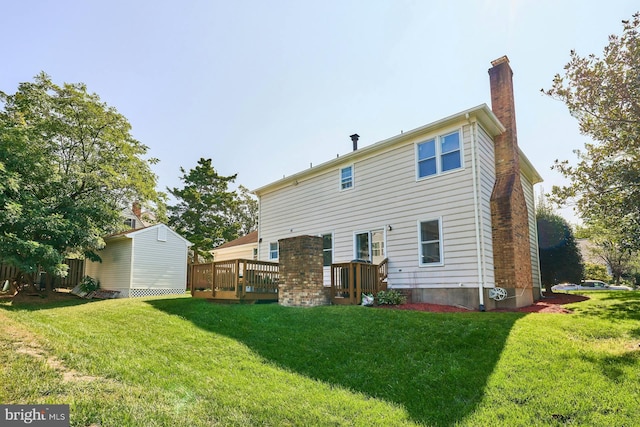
xmin=0 ymin=292 xmax=638 ymax=426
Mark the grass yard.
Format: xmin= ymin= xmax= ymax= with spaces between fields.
xmin=0 ymin=292 xmax=639 ymax=426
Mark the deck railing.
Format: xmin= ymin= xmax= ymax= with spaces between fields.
xmin=330 ymin=259 xmax=388 ymax=305
xmin=190 ymin=259 xmax=279 ymax=301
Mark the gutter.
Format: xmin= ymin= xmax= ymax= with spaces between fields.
xmin=468 ymin=116 xmax=486 ymax=311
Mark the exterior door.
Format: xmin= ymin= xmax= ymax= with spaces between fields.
xmin=354 ymin=229 xmax=385 ymax=264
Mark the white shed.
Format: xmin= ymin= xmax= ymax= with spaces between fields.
xmin=85 ymin=224 xmax=192 ymax=298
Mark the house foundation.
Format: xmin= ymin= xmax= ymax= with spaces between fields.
xmin=278 ymin=235 xmax=330 ymax=307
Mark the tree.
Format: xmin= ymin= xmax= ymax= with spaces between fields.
xmin=229 ymin=185 xmax=258 ymax=236
xmin=543 ymin=12 xmax=640 ymax=246
xmin=0 ymin=73 xmax=163 ymax=288
xmin=537 ymin=210 xmax=584 ymax=293
xmin=167 ymin=158 xmax=239 ymax=262
xmin=576 ymin=221 xmax=637 ymax=285
xmin=584 ymin=263 xmax=612 ymax=283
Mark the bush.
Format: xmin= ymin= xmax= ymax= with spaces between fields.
xmin=79 ymin=276 xmax=100 ymax=294
xmin=376 ymin=289 xmax=407 ymax=305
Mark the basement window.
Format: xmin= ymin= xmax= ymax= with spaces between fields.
xmin=417 ymin=130 xmax=462 ymax=178
xmin=418 ymin=218 xmax=443 ymax=266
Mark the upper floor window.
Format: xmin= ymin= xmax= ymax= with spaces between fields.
xmin=419 ymin=218 xmax=443 ymax=266
xmin=340 ymin=165 xmax=353 ymax=190
xmin=124 ymin=218 xmax=136 ymax=229
xmin=269 ymin=242 xmax=278 ymax=260
xmin=417 ymin=130 xmax=462 ymax=178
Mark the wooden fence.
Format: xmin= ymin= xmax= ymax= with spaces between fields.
xmin=0 ymin=259 xmax=85 ymax=289
xmin=190 ymin=259 xmax=279 ymax=302
xmin=330 ymin=259 xmax=388 ymax=304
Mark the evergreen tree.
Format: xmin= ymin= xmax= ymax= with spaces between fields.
xmin=537 ymin=210 xmax=584 ymax=293
xmin=167 ymin=158 xmax=238 ymax=262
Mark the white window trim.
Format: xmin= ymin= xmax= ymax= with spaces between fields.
xmin=417 ymin=217 xmax=444 ymax=267
xmin=339 ymin=164 xmax=354 ymax=191
xmin=415 ymin=127 xmax=464 ymax=181
xmin=322 ymin=232 xmax=334 ymax=267
xmin=352 ymin=228 xmax=386 ymax=263
xmin=269 ymin=242 xmax=279 ymax=260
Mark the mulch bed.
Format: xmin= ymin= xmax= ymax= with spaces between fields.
xmin=376 ymin=293 xmax=589 ymax=314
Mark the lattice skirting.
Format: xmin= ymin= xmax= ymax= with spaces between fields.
xmin=125 ymin=288 xmax=186 ymax=298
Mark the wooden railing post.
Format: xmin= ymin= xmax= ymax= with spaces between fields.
xmin=211 ymin=262 xmax=216 ymax=298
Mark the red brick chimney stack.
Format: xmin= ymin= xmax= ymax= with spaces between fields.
xmin=132 ymin=201 xmax=142 ymax=219
xmin=488 ymin=56 xmax=534 ymax=308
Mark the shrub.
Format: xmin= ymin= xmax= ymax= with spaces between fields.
xmin=376 ymin=289 xmax=407 ymax=305
xmin=79 ymin=276 xmax=100 ymax=294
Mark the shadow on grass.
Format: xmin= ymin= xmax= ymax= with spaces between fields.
xmin=148 ymin=298 xmax=523 ymax=426
xmin=0 ymin=292 xmax=95 ymax=310
xmin=571 ymin=291 xmax=640 ymax=321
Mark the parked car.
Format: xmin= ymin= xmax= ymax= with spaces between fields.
xmin=551 ymin=280 xmax=633 ymax=292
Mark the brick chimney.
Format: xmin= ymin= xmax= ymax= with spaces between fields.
xmin=132 ymin=201 xmax=142 ymax=219
xmin=488 ymin=56 xmax=534 ymax=308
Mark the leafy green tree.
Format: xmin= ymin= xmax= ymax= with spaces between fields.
xmin=577 ymin=221 xmax=637 ymax=285
xmin=0 ymin=73 xmax=162 ymax=288
xmin=537 ymin=210 xmax=584 ymax=293
xmin=584 ymin=263 xmax=612 ymax=283
xmin=167 ymin=158 xmax=239 ymax=262
xmin=543 ymin=12 xmax=640 ymax=247
xmin=229 ymin=185 xmax=258 ymax=236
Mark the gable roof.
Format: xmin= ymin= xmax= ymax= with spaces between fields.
xmin=214 ymin=231 xmax=258 ymax=250
xmin=252 ymin=104 xmax=542 ymax=196
xmin=105 ymin=223 xmax=192 ymax=246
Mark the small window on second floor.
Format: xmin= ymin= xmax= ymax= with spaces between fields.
xmin=124 ymin=218 xmax=136 ymax=229
xmin=269 ymin=242 xmax=278 ymax=260
xmin=340 ymin=165 xmax=353 ymax=190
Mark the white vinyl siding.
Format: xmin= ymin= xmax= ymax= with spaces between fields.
xmin=130 ymin=225 xmax=189 ymax=291
xmin=213 ymin=244 xmax=258 ymax=262
xmin=257 ymin=120 xmax=494 ymax=289
xmin=521 ymin=172 xmax=542 ymax=290
xmin=84 ymin=239 xmax=132 ymax=293
xmin=84 ymin=224 xmax=190 ymax=297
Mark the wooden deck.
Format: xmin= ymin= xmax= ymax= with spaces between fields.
xmin=330 ymin=259 xmax=388 ymax=305
xmin=190 ymin=259 xmax=279 ymax=302
xmin=190 ymin=258 xmax=388 ymax=305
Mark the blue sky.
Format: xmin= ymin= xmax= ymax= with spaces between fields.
xmin=2 ymin=1 xmax=638 ymax=223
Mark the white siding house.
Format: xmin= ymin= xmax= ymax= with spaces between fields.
xmin=85 ymin=224 xmax=191 ymax=298
xmin=212 ymin=231 xmax=259 ymax=261
xmin=253 ymin=57 xmax=543 ymax=309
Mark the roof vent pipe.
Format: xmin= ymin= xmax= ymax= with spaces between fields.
xmin=350 ymin=134 xmax=359 ymax=151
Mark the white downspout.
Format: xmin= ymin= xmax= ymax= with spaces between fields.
xmin=257 ymin=195 xmax=262 ymax=260
xmin=468 ymin=116 xmax=485 ymax=311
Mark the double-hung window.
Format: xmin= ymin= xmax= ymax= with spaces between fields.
xmin=269 ymin=242 xmax=278 ymax=260
xmin=419 ymin=219 xmax=443 ymax=266
xmin=340 ymin=165 xmax=353 ymax=190
xmin=417 ymin=130 xmax=462 ymax=178
xmin=322 ymin=234 xmax=333 ymax=267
